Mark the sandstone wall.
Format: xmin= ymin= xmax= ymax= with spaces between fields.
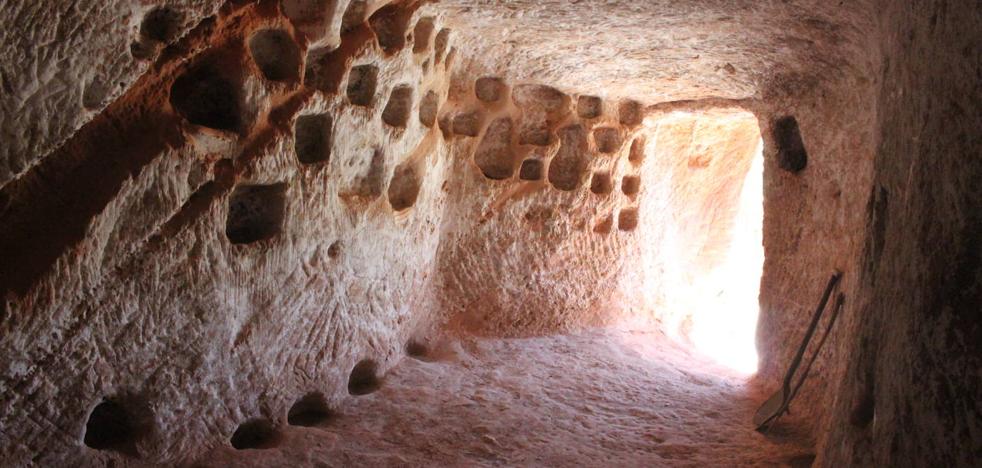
xmin=0 ymin=1 xmax=456 ymax=464
xmin=0 ymin=0 xmax=224 ymax=188
xmin=433 ymin=78 xmax=649 ymax=335
xmin=2 ymin=0 xmax=976 ymax=465
xmin=820 ymin=1 xmax=982 ymax=465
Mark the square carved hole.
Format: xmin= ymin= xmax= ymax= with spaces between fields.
xmin=226 ymin=183 xmax=288 ymax=244
xmin=590 ymin=172 xmax=613 ymax=194
xmin=519 ymin=159 xmax=544 ymax=181
xmin=618 ymin=207 xmax=639 ymax=231
xmin=294 ymin=114 xmax=332 ymax=165
xmin=475 ymin=77 xmax=506 ymax=103
xmin=382 ymin=85 xmax=414 ymax=128
xmin=618 ymin=100 xmax=642 ymax=126
xmin=577 ymin=95 xmax=602 ymax=119
xmin=594 ymin=127 xmax=622 ymax=154
xmin=622 ymin=175 xmax=640 ymax=196
xmin=346 ymin=64 xmax=378 ymax=107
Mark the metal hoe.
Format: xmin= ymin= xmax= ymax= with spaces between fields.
xmin=753 ymin=271 xmax=844 ymax=431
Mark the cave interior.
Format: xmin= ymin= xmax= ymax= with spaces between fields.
xmin=0 ymin=0 xmax=979 ymax=466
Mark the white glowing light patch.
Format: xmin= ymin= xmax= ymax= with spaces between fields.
xmin=686 ymin=140 xmax=764 ymax=375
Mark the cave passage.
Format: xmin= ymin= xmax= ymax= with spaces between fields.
xmin=686 ymin=139 xmax=764 ymax=374
xmin=2 ymin=0 xmax=978 ymax=467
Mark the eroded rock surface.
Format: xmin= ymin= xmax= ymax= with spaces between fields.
xmin=0 ymin=0 xmax=979 ymax=466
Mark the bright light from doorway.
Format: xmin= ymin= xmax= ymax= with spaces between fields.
xmin=685 ymin=140 xmax=764 ymax=374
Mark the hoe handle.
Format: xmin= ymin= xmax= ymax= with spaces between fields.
xmin=782 ymin=271 xmax=842 ymax=394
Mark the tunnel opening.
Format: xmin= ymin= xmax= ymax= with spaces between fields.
xmin=643 ymin=109 xmax=765 ymax=375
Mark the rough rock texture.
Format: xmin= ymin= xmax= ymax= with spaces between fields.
xmin=0 ymin=0 xmax=224 ymax=187
xmin=438 ymin=0 xmax=874 ymax=103
xmin=1 ymin=0 xmax=979 ymax=466
xmin=436 ymin=101 xmax=763 ymax=337
xmin=820 ymin=1 xmax=982 ymax=465
xmin=1 ymin=1 xmax=456 ymax=465
xmin=197 ymin=328 xmax=815 ymax=467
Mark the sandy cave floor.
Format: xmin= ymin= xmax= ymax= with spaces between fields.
xmin=199 ymin=328 xmax=815 ymax=467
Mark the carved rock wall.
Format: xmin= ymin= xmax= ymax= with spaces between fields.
xmin=0 ymin=0 xmax=978 ymax=465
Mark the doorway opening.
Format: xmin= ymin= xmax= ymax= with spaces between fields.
xmin=685 ymin=141 xmax=763 ymax=374
xmin=640 ymin=109 xmax=764 ymax=376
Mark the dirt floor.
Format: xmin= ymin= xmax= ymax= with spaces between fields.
xmin=198 ymin=328 xmax=815 ymax=467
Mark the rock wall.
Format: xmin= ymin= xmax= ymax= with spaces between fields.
xmin=0 ymin=0 xmax=224 ymax=188
xmin=430 ymin=72 xmax=764 ymax=338
xmin=1 ymin=0 xmax=977 ymax=465
xmin=0 ymin=1 xmax=458 ymax=465
xmin=433 ymin=78 xmax=649 ymax=335
xmin=750 ymin=3 xmax=882 ymax=447
xmin=820 ymin=1 xmax=982 ymax=465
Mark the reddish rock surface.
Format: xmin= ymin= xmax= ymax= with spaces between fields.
xmin=0 ymin=0 xmax=978 ymax=466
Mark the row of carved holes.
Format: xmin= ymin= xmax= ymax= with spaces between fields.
xmin=589 ymin=173 xmax=641 ymax=196
xmin=164 ymin=2 xmax=450 ymax=130
xmin=452 ymin=80 xmax=647 ymax=182
xmin=589 ymin=208 xmax=639 ymax=234
xmin=83 ymin=359 xmax=385 ymax=453
xmin=223 ymin=175 xmax=421 ymax=246
xmin=83 ymin=341 xmax=439 ymax=454
xmin=346 ymin=68 xmax=440 ymax=132
xmin=467 ymin=120 xmax=644 ymax=183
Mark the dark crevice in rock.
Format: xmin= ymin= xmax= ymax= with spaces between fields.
xmin=230 ymin=418 xmax=280 ymax=450
xmin=248 ymin=29 xmax=301 ymax=82
xmin=348 ymin=359 xmax=382 ymax=395
xmin=294 ymin=114 xmax=333 ymax=165
xmin=773 ymin=116 xmax=808 ymax=172
xmin=288 ymin=393 xmax=334 ymax=427
xmin=225 ymin=183 xmax=288 ymax=245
